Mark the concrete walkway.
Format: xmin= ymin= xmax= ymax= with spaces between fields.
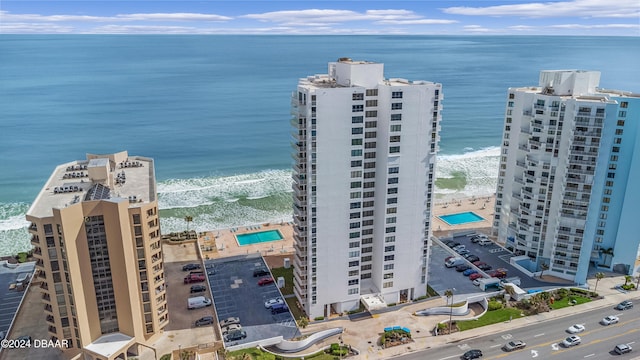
xmin=300 ymin=274 xmax=639 ymax=359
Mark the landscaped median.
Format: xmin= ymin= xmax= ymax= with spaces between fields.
xmin=439 ymin=287 xmax=598 ymax=333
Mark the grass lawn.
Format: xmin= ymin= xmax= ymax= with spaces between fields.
xmin=227 ymin=347 xmax=337 ymax=360
xmin=457 ymin=308 xmax=524 ymax=331
xmin=550 ymin=296 xmax=591 ymax=310
xmin=285 ymin=296 xmax=306 ymax=322
xmin=271 ymin=267 xmax=294 ymax=295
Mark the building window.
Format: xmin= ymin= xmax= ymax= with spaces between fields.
xmin=365 ymin=110 xmax=378 ymax=118
xmin=348 ymin=279 xmax=359 ymax=286
xmin=349 ymin=260 xmax=359 ymax=267
xmin=349 ymin=222 xmax=360 ymax=229
xmin=351 ymin=149 xmax=362 ymax=157
xmin=390 ymin=124 xmax=401 ymax=132
xmin=384 ymin=255 xmax=395 ymax=261
xmin=389 ymin=135 xmax=401 ymax=143
xmin=365 ymin=121 xmax=377 ymax=128
xmin=353 ymin=93 xmax=364 ymax=100
xmin=389 ymin=146 xmax=400 ymax=153
xmin=385 ymin=245 xmax=395 ymax=252
xmin=350 ymin=192 xmax=361 ymax=199
xmin=351 ymin=160 xmax=362 ymax=167
xmin=352 ymin=138 xmax=363 ymax=146
xmin=386 ymin=217 xmax=396 ymax=224
xmin=366 ymin=89 xmax=378 ymax=96
xmin=352 ymin=116 xmax=363 ymax=123
xmin=352 ymin=127 xmax=363 ymax=135
xmin=612 ymin=147 xmax=620 ymax=153
xmin=618 ymin=111 xmax=626 ymax=117
xmin=348 ymin=288 xmax=359 ymax=295
xmin=391 ymin=114 xmax=402 ymax=121
xmin=387 ymin=198 xmax=397 ymax=204
xmin=350 ymin=202 xmax=361 ymax=209
xmin=385 ymin=236 xmax=395 ymax=243
xmin=352 ymin=105 xmax=363 ymax=112
xmin=387 ymin=188 xmax=398 ymax=195
xmin=348 ymin=251 xmax=360 ymax=258
xmin=384 ymin=273 xmax=394 ymax=279
xmin=391 ymin=103 xmax=402 ymax=110
xmin=384 ymin=264 xmax=394 ymax=270
xmin=383 ymin=281 xmax=393 ymax=288
xmin=366 ymin=100 xmax=378 ymax=107
xmin=385 ymin=226 xmax=396 ymax=233
xmin=392 ymin=91 xmax=403 ymax=99
xmin=620 ymin=101 xmax=628 ymax=108
xmin=388 ymin=177 xmax=398 ymax=184
xmin=386 ymin=207 xmax=397 ymax=214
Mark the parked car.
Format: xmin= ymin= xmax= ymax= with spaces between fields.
xmin=223 ymin=330 xmax=247 ymax=342
xmin=264 ymin=297 xmax=285 ymax=308
xmin=195 ymin=316 xmax=214 ymax=327
xmin=271 ymin=303 xmax=289 ymax=314
xmin=445 ymin=256 xmax=456 ymax=263
xmin=184 ymin=273 xmax=206 ymax=284
xmin=601 ymin=315 xmax=619 ymax=325
xmin=567 ymin=324 xmax=585 ymax=334
xmin=614 ymin=344 xmax=632 ymax=355
xmin=469 ymin=273 xmax=483 ymax=281
xmin=470 ymin=234 xmax=488 ymax=243
xmin=488 ymin=270 xmax=507 ymax=278
xmin=461 ymin=349 xmax=483 ymax=359
xmin=444 ymin=240 xmax=457 ymax=247
xmin=253 ymin=268 xmax=270 ymax=277
xmin=447 ymin=242 xmax=460 ymax=248
xmin=463 ymin=269 xmax=478 ymax=276
xmin=616 ymin=300 xmax=633 ymax=310
xmin=456 ymin=265 xmax=470 ymax=272
xmin=502 ymin=340 xmax=526 ymax=352
xmin=463 ymin=252 xmax=475 ymax=259
xmin=478 ymin=238 xmax=493 ymax=246
xmin=466 ymin=255 xmax=480 ymax=263
xmin=182 ymin=263 xmax=201 ymax=271
xmin=219 ymin=317 xmax=240 ymax=327
xmin=190 ymin=285 xmax=207 ymax=293
xmin=258 ymin=277 xmax=274 ymax=286
xmin=472 ymin=279 xmax=482 ymax=286
xmin=445 ymin=257 xmax=466 ymax=268
xmin=221 ymin=324 xmax=243 ymax=335
xmin=562 ymin=335 xmax=581 ymax=347
xmin=457 ymin=249 xmax=471 ymax=256
xmin=453 ymin=245 xmax=466 ymax=252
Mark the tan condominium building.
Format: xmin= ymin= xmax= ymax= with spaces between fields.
xmin=26 ymin=151 xmax=167 ymax=360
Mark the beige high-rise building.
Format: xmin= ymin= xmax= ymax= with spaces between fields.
xmin=26 ymin=151 xmax=167 ymax=360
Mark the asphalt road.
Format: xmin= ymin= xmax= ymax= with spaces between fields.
xmin=396 ymin=301 xmax=639 ymax=360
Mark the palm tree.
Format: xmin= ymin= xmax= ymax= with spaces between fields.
xmin=503 ymin=284 xmax=515 ymax=301
xmin=594 ymin=272 xmax=605 ymax=293
xmin=624 ymin=275 xmax=633 ymax=286
xmin=184 ymin=216 xmax=193 ymax=232
xmin=444 ymin=289 xmax=454 ymax=334
xmin=539 ymin=263 xmax=549 ymax=279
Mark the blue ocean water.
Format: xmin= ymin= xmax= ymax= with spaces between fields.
xmin=1 ymin=35 xmax=639 ymax=256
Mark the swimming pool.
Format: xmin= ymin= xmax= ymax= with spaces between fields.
xmin=438 ymin=212 xmax=485 ymax=225
xmin=236 ymin=230 xmax=284 ymax=246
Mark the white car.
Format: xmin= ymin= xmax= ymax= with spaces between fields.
xmin=562 ymin=335 xmax=581 ymax=347
xmin=472 ymin=279 xmax=481 ymax=286
xmin=221 ymin=324 xmax=242 ymax=335
xmin=601 ymin=315 xmax=619 ymax=325
xmin=264 ymin=297 xmax=284 ymax=309
xmin=567 ymin=324 xmax=585 ymax=334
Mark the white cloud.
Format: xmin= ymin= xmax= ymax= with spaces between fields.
xmin=508 ymin=25 xmax=537 ymax=31
xmin=242 ymin=8 xmax=454 ymax=26
xmin=550 ymin=23 xmax=640 ymax=29
xmin=0 ymin=10 xmax=231 ymax=23
xmin=463 ymin=25 xmax=493 ymax=33
xmin=443 ymin=0 xmax=640 ymax=18
xmin=0 ymin=22 xmax=74 ymax=33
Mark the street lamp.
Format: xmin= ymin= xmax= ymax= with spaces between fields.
xmin=445 ymin=288 xmax=455 ymax=334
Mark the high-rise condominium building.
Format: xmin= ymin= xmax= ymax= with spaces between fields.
xmin=26 ymin=151 xmax=167 ymax=360
xmin=493 ymin=70 xmax=640 ymax=284
xmin=291 ymin=59 xmax=441 ymax=318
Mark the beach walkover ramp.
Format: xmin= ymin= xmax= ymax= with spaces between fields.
xmin=268 ymin=327 xmax=344 ymax=353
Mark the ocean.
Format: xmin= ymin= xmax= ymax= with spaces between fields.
xmin=1 ymin=35 xmax=638 ymax=256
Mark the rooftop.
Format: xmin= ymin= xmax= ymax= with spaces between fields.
xmin=26 ymin=151 xmax=156 ymax=219
xmin=84 ymin=332 xmax=134 ymax=358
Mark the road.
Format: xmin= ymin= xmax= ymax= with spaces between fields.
xmin=396 ymin=303 xmax=639 ymax=360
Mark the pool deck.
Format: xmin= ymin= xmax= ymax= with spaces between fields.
xmin=196 ymin=195 xmax=496 ymax=262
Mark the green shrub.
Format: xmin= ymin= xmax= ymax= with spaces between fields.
xmin=622 ymin=284 xmax=635 ymax=290
xmin=159 ymin=355 xmax=171 ymax=360
xmin=17 ymin=252 xmax=27 ymax=263
xmin=387 ymin=303 xmax=396 ymax=307
xmin=488 ymin=300 xmax=503 ymax=311
xmin=569 ymin=288 xmax=589 ymax=295
xmin=437 ymin=323 xmax=447 ymax=329
xmin=314 ymin=316 xmax=325 ymax=321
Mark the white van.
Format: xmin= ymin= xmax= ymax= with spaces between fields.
xmin=445 ymin=257 xmax=465 ymax=268
xmin=188 ymin=296 xmax=212 ymax=310
xmin=478 ymin=238 xmax=492 ymax=246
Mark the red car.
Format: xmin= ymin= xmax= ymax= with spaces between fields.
xmin=184 ymin=274 xmax=205 ymax=284
xmin=488 ymin=270 xmax=507 ymax=279
xmin=258 ymin=277 xmax=274 ymax=286
xmin=469 ymin=273 xmax=483 ymax=280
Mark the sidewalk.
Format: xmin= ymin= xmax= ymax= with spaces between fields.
xmin=300 ymin=274 xmax=639 ymax=359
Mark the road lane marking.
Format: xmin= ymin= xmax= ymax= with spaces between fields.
xmin=490 ymin=344 xmax=501 ymax=348
xmin=437 ymin=355 xmax=458 ymax=360
xmin=534 ymin=333 xmax=545 ymax=337
xmin=584 ymin=354 xmax=595 ymax=358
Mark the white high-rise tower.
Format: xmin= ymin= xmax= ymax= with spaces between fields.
xmin=291 ymin=59 xmax=442 ymax=318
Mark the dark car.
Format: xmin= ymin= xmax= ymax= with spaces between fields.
xmin=478 ymin=263 xmax=492 ymax=271
xmin=195 ymin=316 xmax=214 ymax=327
xmin=461 ymin=349 xmax=483 ymax=359
xmin=444 ymin=240 xmax=457 ymax=247
xmin=224 ymin=330 xmax=247 ymax=342
xmin=190 ymin=285 xmax=206 ymax=293
xmin=253 ymin=268 xmax=270 ymax=277
xmin=616 ymin=300 xmax=633 ymax=310
xmin=182 ymin=263 xmax=201 ymax=271
xmin=466 ymin=255 xmax=480 ymax=263
xmin=447 ymin=242 xmax=460 ymax=248
xmin=455 ymin=265 xmax=470 ymax=272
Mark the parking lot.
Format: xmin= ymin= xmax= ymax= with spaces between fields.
xmin=0 ymin=262 xmax=35 ymax=338
xmin=205 ymin=254 xmax=299 ymax=346
xmin=164 ymin=259 xmax=216 ymax=334
xmin=429 ymin=232 xmax=565 ymax=297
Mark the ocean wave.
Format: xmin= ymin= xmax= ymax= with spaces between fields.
xmin=435 ymin=146 xmax=500 ymax=197
xmin=157 ymin=169 xmax=293 ymax=210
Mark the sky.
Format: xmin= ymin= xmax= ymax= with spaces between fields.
xmin=0 ymin=0 xmax=638 ymax=35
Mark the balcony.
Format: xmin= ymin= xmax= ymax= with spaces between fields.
xmin=46 ymin=315 xmax=55 ymax=324
xmin=42 ymin=293 xmax=51 ymax=302
xmin=29 ymin=223 xmax=37 ymax=232
xmin=31 ymin=235 xmax=40 ymax=244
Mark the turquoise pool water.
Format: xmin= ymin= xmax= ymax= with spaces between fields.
xmin=438 ymin=212 xmax=485 ymax=225
xmin=236 ymin=230 xmax=284 ymax=246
